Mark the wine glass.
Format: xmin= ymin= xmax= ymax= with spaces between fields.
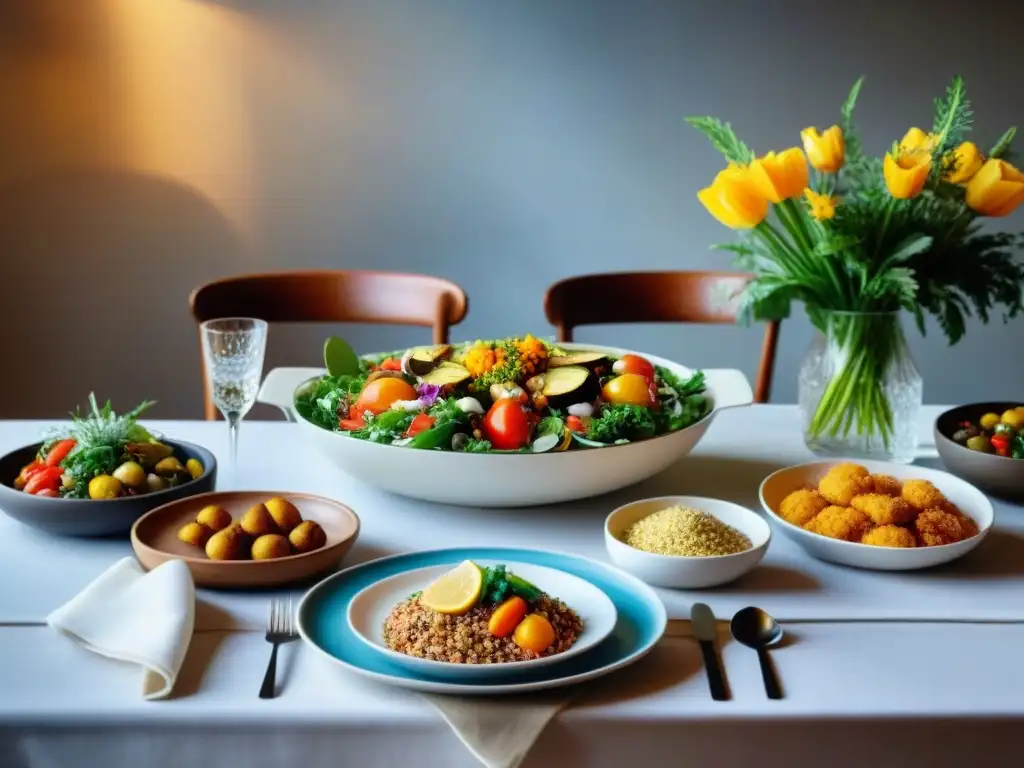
xmin=200 ymin=318 xmax=268 ymax=486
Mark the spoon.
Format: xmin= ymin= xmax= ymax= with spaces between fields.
xmin=730 ymin=606 xmax=784 ymax=699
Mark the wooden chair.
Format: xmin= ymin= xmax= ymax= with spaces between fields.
xmin=543 ymin=271 xmax=779 ymax=403
xmin=189 ymin=270 xmax=469 ymax=420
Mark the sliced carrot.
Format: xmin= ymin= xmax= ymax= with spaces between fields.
xmin=487 ymin=596 xmax=527 ymax=638
xmin=45 ymin=438 xmax=77 ymax=467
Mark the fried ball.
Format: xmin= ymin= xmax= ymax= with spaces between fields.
xmin=205 ymin=525 xmax=249 ymax=560
xmin=289 ymin=520 xmax=327 ymax=553
xmin=861 ymin=525 xmax=916 ymax=548
xmin=902 ymin=479 xmax=946 ymax=512
xmin=779 ymin=489 xmax=829 ymax=526
xmin=251 ymin=534 xmax=293 ymax=560
xmin=952 ymin=510 xmax=979 ymax=539
xmin=239 ymin=503 xmax=279 ymax=537
xmin=177 ymin=521 xmax=212 ymax=548
xmin=804 ymin=505 xmax=872 ymax=542
xmin=817 ymin=463 xmax=871 ymax=506
xmin=264 ymin=497 xmax=303 ymax=533
xmin=851 ymin=493 xmax=916 ymax=526
xmin=196 ymin=504 xmax=232 ymax=532
xmin=914 ymin=508 xmax=963 ymax=546
xmin=868 ymin=474 xmax=902 ymax=497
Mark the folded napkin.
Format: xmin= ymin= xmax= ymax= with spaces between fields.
xmin=47 ymin=557 xmax=195 ymax=700
xmin=423 ymin=692 xmax=570 ymax=768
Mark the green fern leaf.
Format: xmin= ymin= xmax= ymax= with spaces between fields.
xmin=686 ymin=116 xmax=755 ymax=164
xmin=840 ymin=76 xmax=865 ymax=165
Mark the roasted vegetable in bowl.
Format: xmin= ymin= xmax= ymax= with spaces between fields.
xmin=296 ymin=336 xmax=711 ymax=453
xmin=12 ymin=394 xmax=205 ymax=499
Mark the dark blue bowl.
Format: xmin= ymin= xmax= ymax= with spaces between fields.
xmin=0 ymin=439 xmax=217 ymax=537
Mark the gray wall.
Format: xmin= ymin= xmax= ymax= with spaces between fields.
xmin=1 ymin=0 xmax=1022 ymax=418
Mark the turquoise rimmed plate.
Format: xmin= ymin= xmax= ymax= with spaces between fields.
xmin=297 ymin=547 xmax=667 ymax=695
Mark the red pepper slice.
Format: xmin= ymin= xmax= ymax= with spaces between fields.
xmin=379 ymin=357 xmax=403 ymax=372
xmin=406 ymin=412 xmax=435 ymax=437
xmin=24 ymin=466 xmax=64 ymax=495
xmin=991 ymin=435 xmax=1010 ymax=450
xmin=566 ymin=415 xmax=587 ymax=433
xmin=45 ymin=438 xmax=77 ymax=467
xmin=339 ymin=407 xmax=366 ymax=431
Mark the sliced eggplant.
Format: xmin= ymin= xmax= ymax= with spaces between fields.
xmin=420 ymin=361 xmax=471 ymax=388
xmin=403 ymin=345 xmax=452 ymax=376
xmin=525 ymin=365 xmax=598 ymax=409
xmin=548 ymin=351 xmax=609 ymax=369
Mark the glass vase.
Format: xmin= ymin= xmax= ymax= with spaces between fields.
xmin=798 ymin=311 xmax=923 ymax=463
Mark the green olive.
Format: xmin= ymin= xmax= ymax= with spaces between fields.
xmin=113 ymin=461 xmax=146 ymax=488
xmin=966 ymin=435 xmax=992 ymax=453
xmin=154 ymin=457 xmax=186 ymax=477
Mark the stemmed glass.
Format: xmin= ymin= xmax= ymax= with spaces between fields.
xmin=200 ymin=318 xmax=268 ymax=486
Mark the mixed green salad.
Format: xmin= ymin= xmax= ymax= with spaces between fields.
xmin=295 ymin=335 xmax=710 ymax=453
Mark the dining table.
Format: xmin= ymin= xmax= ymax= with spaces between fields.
xmin=1 ymin=405 xmax=1023 ymax=768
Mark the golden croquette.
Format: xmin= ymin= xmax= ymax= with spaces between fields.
xmin=952 ymin=509 xmax=979 ymax=538
xmin=850 ymin=493 xmax=916 ymax=526
xmin=902 ymin=479 xmax=946 ymax=512
xmin=804 ymin=505 xmax=872 ymax=542
xmin=914 ymin=508 xmax=964 ymax=546
xmin=861 ymin=525 xmax=917 ymax=548
xmin=818 ymin=463 xmax=872 ymax=506
xmin=779 ymin=489 xmax=829 ymax=526
xmin=868 ymin=474 xmax=902 ymax=497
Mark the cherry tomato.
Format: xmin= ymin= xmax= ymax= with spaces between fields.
xmin=482 ymin=400 xmax=531 ymax=450
xmin=406 ymin=412 xmax=435 ymax=437
xmin=619 ymin=354 xmax=655 ymax=382
xmin=354 ymin=377 xmax=417 ymax=415
xmin=566 ymin=415 xmax=587 ymax=433
xmin=24 ymin=466 xmax=64 ymax=495
xmin=45 ymin=438 xmax=77 ymax=467
xmin=601 ymin=374 xmax=653 ymax=406
xmin=379 ymin=357 xmax=403 ymax=371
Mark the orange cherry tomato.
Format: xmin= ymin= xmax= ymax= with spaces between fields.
xmin=354 ymin=377 xmax=417 ymax=415
xmin=601 ymin=374 xmax=653 ymax=407
xmin=45 ymin=438 xmax=77 ymax=467
xmin=619 ymin=354 xmax=656 ymax=382
xmin=406 ymin=412 xmax=435 ymax=437
xmin=482 ymin=400 xmax=530 ymax=450
xmin=513 ymin=614 xmax=556 ymax=654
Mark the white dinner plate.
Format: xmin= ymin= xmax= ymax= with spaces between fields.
xmin=347 ymin=560 xmax=618 ymax=680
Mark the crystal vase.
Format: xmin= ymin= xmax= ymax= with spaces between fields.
xmin=798 ymin=311 xmax=923 ymax=463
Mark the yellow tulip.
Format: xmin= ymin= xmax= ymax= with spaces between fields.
xmin=803 ymin=188 xmax=840 ymax=220
xmin=943 ymin=141 xmax=984 ymax=184
xmin=747 ymin=148 xmax=810 ymax=203
xmin=966 ymin=158 xmax=1024 ymax=217
xmin=697 ymin=166 xmax=769 ymax=229
xmin=801 ymin=126 xmax=845 ymax=173
xmin=899 ymin=127 xmax=939 ymax=155
xmin=883 ymin=151 xmax=932 ymax=199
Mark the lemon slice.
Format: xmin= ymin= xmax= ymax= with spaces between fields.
xmin=420 ymin=560 xmax=484 ymax=615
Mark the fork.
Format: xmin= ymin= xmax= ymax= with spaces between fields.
xmin=259 ymin=597 xmax=298 ymax=699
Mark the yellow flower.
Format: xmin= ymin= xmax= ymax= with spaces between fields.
xmin=514 ymin=334 xmax=548 ymax=377
xmin=801 ymin=126 xmax=845 ymax=173
xmin=463 ymin=343 xmax=505 ymax=378
xmin=697 ymin=165 xmax=769 ymax=229
xmin=899 ymin=127 xmax=939 ymax=155
xmin=943 ymin=141 xmax=984 ymax=184
xmin=803 ymin=188 xmax=840 ymax=220
xmin=883 ymin=151 xmax=932 ymax=199
xmin=966 ymin=158 xmax=1024 ymax=217
xmin=747 ymin=148 xmax=810 ymax=202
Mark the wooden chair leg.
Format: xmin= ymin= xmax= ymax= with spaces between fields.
xmin=754 ymin=321 xmax=780 ymax=404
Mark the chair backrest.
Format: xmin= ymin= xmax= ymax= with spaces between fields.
xmin=190 ymin=270 xmax=469 ymax=419
xmin=543 ymin=270 xmax=779 ymax=403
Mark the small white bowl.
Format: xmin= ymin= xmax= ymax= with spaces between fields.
xmin=759 ymin=459 xmax=994 ymax=571
xmin=604 ymin=496 xmax=771 ymax=589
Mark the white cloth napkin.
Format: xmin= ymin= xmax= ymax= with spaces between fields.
xmin=423 ymin=693 xmax=570 ymax=768
xmin=47 ymin=557 xmax=196 ymax=700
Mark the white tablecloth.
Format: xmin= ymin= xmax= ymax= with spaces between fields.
xmin=1 ymin=407 xmax=1023 ymax=767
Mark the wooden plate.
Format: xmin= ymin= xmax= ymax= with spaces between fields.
xmin=131 ymin=490 xmax=360 ymax=588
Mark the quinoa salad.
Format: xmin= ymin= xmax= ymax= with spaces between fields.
xmin=381 ymin=561 xmax=584 ymax=664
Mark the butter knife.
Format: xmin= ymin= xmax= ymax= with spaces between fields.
xmin=691 ymin=602 xmax=729 ymax=701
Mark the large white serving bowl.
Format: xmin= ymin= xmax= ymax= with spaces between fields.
xmin=256 ymin=343 xmax=753 ymax=507
xmin=347 ymin=560 xmax=618 ymax=680
xmin=759 ymin=460 xmax=995 ymax=571
xmin=604 ymin=496 xmax=771 ymax=588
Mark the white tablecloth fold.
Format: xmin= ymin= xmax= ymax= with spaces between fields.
xmin=46 ymin=557 xmax=195 ymax=700
xmin=423 ymin=692 xmax=570 ymax=768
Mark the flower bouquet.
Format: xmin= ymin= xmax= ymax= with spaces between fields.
xmin=690 ymin=76 xmax=1024 ymax=461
